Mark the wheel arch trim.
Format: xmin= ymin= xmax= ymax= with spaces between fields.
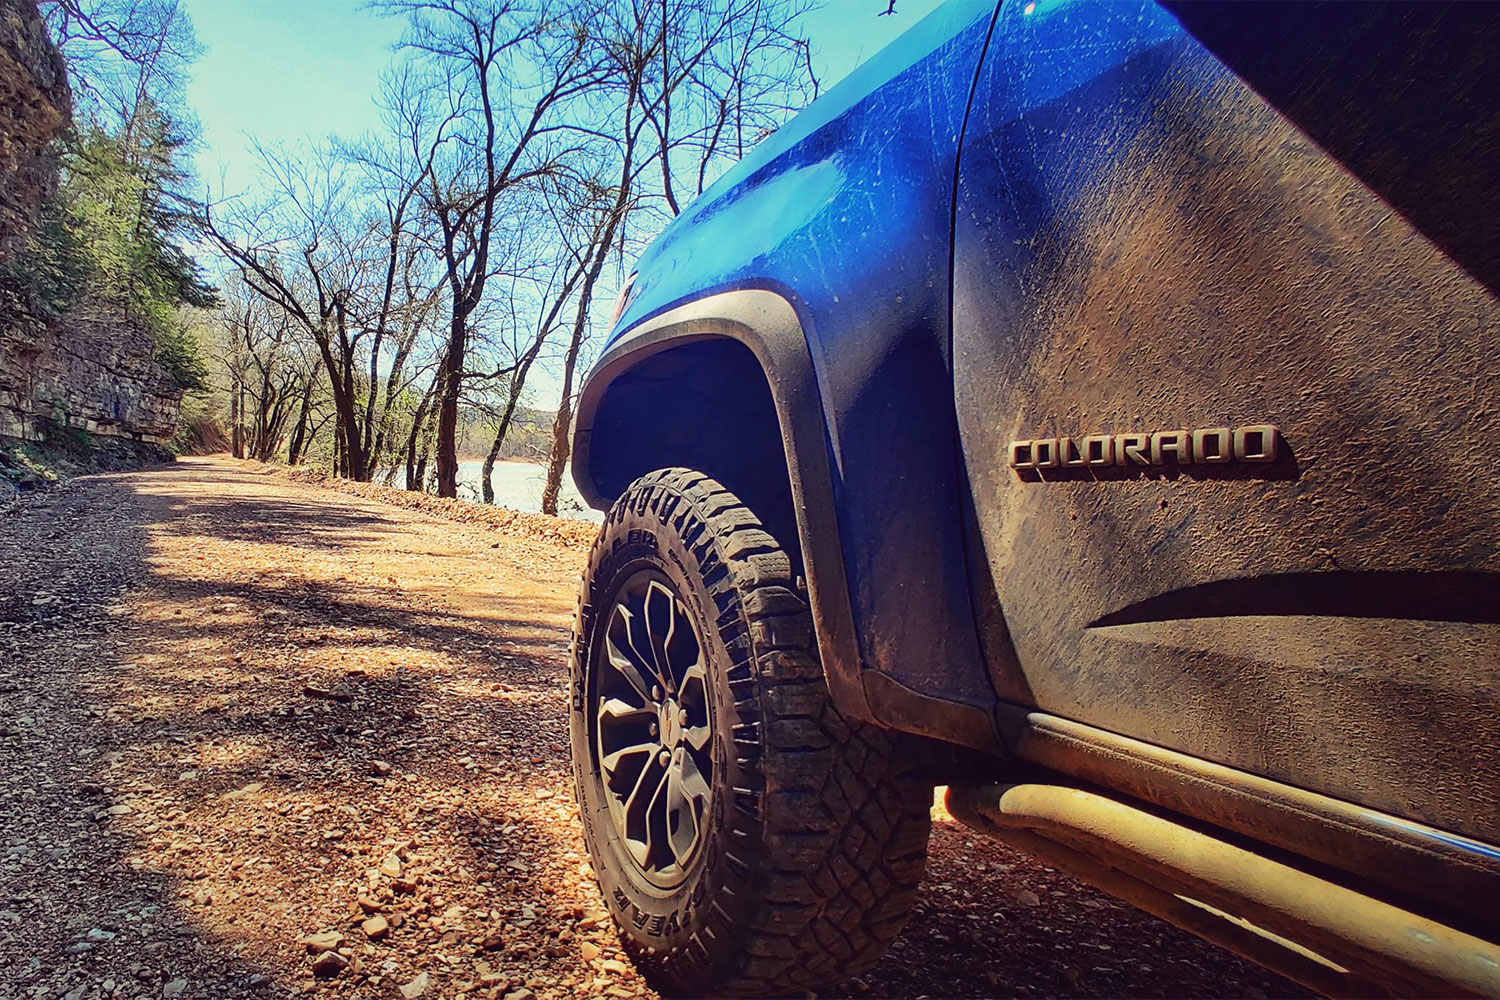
xmin=573 ymin=286 xmax=873 ymax=722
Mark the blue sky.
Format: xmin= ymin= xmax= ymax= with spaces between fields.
xmin=184 ymin=0 xmax=951 ymax=197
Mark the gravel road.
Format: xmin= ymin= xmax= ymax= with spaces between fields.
xmin=0 ymin=457 xmax=1300 ymax=1000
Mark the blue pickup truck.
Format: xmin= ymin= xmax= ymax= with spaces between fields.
xmin=566 ymin=2 xmax=1500 ymax=996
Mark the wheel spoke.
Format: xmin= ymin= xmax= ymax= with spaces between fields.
xmin=604 ymin=618 xmax=655 ymax=703
xmin=644 ymin=756 xmax=673 ymax=872
xmin=620 ymin=603 xmax=669 ymax=692
xmin=597 ymin=697 xmax=657 ymax=776
xmin=599 ymin=697 xmax=653 ymax=723
xmin=624 ymin=833 xmax=649 ymax=869
xmin=622 ymin=754 xmax=656 ymax=818
xmin=642 ymin=580 xmax=677 ymax=686
xmin=601 ymin=739 xmax=657 ymax=775
xmin=683 ymin=722 xmax=711 ymax=752
xmin=680 ymin=660 xmax=711 ymax=750
xmin=664 ymin=603 xmax=700 ymax=689
xmin=676 ymin=748 xmax=711 ymax=805
xmin=621 ymin=756 xmax=660 ymax=868
xmin=680 ymin=659 xmax=707 ymax=698
xmin=664 ymin=756 xmax=700 ymax=868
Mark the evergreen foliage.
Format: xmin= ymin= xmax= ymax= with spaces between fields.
xmin=4 ymin=1 xmax=217 ymax=393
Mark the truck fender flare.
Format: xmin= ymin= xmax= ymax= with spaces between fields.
xmin=573 ymin=287 xmax=873 ymax=722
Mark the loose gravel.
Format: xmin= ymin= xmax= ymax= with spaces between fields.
xmin=0 ymin=457 xmax=1301 ymax=1000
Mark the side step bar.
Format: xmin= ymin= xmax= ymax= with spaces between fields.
xmin=945 ymin=783 xmax=1500 ymax=999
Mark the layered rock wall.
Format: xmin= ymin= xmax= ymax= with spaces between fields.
xmin=0 ymin=0 xmax=182 ymax=445
xmin=0 ymin=313 xmax=185 ymax=442
xmin=0 ymin=0 xmax=67 ymax=259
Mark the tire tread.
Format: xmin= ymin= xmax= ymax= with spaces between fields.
xmin=590 ymin=468 xmax=931 ymax=997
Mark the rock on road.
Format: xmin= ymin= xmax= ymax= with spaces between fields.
xmin=0 ymin=457 xmax=1299 ymax=1000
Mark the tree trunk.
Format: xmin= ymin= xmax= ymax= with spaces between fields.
xmin=479 ymin=403 xmax=513 ymax=506
xmin=480 ymin=436 xmax=501 ymax=505
xmin=404 ymin=379 xmax=438 ymax=490
xmin=255 ymin=365 xmax=274 ymax=460
xmin=434 ymin=316 xmax=465 ymax=498
xmin=540 ymin=361 xmax=578 ymax=516
xmin=325 ymin=368 xmax=364 ymax=478
xmin=540 ymin=317 xmax=587 ymax=516
xmin=417 ymin=397 xmax=440 ymax=491
xmin=315 ymin=305 xmax=368 ymax=482
xmin=541 ymin=207 xmax=624 ymax=515
xmin=301 ymin=418 xmax=321 ymax=464
xmin=229 ymin=380 xmax=244 ymax=459
xmin=405 ymin=436 xmax=424 ymax=490
xmin=480 ymin=356 xmax=539 ymax=505
xmin=286 ymin=363 xmax=320 ymax=465
xmin=414 ymin=442 xmax=430 ymax=492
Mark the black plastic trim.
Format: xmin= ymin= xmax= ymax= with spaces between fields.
xmin=574 ymin=288 xmax=873 ymax=723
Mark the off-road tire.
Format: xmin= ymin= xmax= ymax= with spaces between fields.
xmin=569 ymin=468 xmax=932 ymax=997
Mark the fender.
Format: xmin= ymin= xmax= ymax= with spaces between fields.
xmin=573 ymin=287 xmax=1005 ymax=755
xmin=574 ymin=288 xmax=872 ymax=723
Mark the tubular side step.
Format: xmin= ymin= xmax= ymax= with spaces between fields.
xmin=945 ymin=783 xmax=1500 ymax=999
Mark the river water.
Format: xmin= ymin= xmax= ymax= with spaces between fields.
xmin=453 ymin=459 xmax=602 ymax=522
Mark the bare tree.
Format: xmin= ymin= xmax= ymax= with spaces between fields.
xmin=646 ymin=0 xmax=818 ymax=216
xmin=475 ymin=188 xmax=605 ymax=503
xmin=285 ymin=358 xmax=324 ymax=465
xmin=402 ymin=374 xmax=440 ymax=489
xmin=41 ymin=0 xmax=200 ymax=133
xmin=202 ymin=139 xmax=437 ymax=480
xmin=538 ymin=179 xmax=622 ymax=516
xmin=381 ymin=0 xmax=611 ymax=498
xmin=204 ymin=275 xmax=324 ymax=462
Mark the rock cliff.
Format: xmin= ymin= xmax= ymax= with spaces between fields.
xmin=1 ymin=309 xmax=186 ymax=442
xmin=0 ymin=0 xmax=67 ymax=260
xmin=0 ymin=0 xmax=184 ymax=446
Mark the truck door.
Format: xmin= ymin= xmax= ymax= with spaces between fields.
xmin=950 ymin=0 xmax=1500 ymax=843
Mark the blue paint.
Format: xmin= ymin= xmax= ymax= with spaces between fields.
xmin=608 ymin=0 xmax=1005 ymax=703
xmin=1365 ymin=813 xmax=1500 ymax=863
xmin=601 ymin=0 xmax=1201 ymax=713
xmin=612 ymin=0 xmax=998 ymax=341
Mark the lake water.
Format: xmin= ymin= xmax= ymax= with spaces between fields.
xmin=454 ymin=459 xmax=602 ymax=522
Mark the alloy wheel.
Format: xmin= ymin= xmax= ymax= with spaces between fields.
xmin=593 ymin=572 xmax=714 ymax=888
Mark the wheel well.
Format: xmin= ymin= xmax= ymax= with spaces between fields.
xmin=583 ymin=337 xmax=801 ymax=566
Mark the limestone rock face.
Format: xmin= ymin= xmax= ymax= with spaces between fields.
xmin=0 ymin=0 xmax=69 ymax=261
xmin=0 ymin=0 xmax=184 ymax=445
xmin=0 ymin=311 xmax=185 ymax=442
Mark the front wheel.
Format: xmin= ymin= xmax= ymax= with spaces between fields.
xmin=569 ymin=468 xmax=932 ymax=997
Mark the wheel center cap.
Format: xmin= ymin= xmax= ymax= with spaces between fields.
xmin=659 ymin=698 xmax=683 ymax=748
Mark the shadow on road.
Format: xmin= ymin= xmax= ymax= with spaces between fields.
xmin=1 ymin=460 xmax=602 ymax=999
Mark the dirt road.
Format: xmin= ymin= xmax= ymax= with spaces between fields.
xmin=0 ymin=457 xmax=1298 ymax=1000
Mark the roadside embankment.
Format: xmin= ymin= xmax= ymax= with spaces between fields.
xmin=0 ymin=434 xmax=173 ymax=498
xmin=247 ymin=460 xmax=599 ymax=551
